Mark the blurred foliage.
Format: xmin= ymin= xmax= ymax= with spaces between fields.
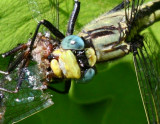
xmin=0 ymin=0 xmax=160 ymax=124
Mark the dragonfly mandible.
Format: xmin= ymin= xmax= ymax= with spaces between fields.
xmin=0 ymin=0 xmax=160 ymax=123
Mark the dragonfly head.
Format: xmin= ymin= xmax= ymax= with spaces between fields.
xmin=50 ymin=35 xmax=97 ymax=82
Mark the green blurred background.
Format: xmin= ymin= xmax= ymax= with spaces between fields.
xmin=0 ymin=0 xmax=160 ymax=123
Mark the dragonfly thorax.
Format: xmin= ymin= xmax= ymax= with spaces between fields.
xmin=78 ymin=9 xmax=131 ymax=62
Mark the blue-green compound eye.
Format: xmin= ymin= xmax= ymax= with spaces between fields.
xmin=61 ymin=35 xmax=84 ymax=50
xmin=76 ymin=68 xmax=95 ymax=83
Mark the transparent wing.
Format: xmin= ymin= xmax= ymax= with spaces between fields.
xmin=107 ymin=0 xmax=130 ymax=14
xmin=124 ymin=0 xmax=145 ymax=30
xmin=133 ymin=34 xmax=160 ymax=123
xmin=27 ymin=0 xmax=59 ymax=28
xmin=27 ymin=0 xmax=72 ymax=33
xmin=0 ymin=65 xmax=54 ymax=124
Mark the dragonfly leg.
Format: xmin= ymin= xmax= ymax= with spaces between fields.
xmin=48 ymin=80 xmax=71 ymax=94
xmin=1 ymin=59 xmax=29 ymax=93
xmin=2 ymin=43 xmax=28 ymax=58
xmin=8 ymin=51 xmax=29 ymax=73
xmin=0 ymin=43 xmax=29 ymax=74
xmin=29 ymin=19 xmax=65 ymax=52
xmin=15 ymin=57 xmax=30 ymax=92
xmin=66 ymin=0 xmax=80 ymax=36
xmin=0 ymin=50 xmax=30 ymax=76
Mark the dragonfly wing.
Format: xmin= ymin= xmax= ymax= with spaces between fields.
xmin=27 ymin=0 xmax=60 ymax=32
xmin=26 ymin=0 xmax=73 ymax=35
xmin=0 ymin=65 xmax=54 ymax=124
xmin=27 ymin=0 xmax=60 ymax=24
xmin=124 ymin=0 xmax=145 ymax=31
xmin=107 ymin=0 xmax=130 ymax=14
xmin=133 ymin=34 xmax=160 ymax=124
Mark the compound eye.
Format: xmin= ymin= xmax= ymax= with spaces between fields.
xmin=76 ymin=68 xmax=95 ymax=83
xmin=82 ymin=68 xmax=95 ymax=82
xmin=61 ymin=35 xmax=84 ymax=50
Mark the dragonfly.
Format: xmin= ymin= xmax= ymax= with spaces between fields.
xmin=0 ymin=0 xmax=160 ymax=123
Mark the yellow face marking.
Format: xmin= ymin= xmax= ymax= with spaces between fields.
xmin=52 ymin=48 xmax=81 ymax=79
xmin=85 ymin=47 xmax=97 ymax=67
xmin=50 ymin=59 xmax=62 ymax=78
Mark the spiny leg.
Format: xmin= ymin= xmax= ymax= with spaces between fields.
xmin=66 ymin=0 xmax=80 ymax=36
xmin=107 ymin=0 xmax=130 ymax=14
xmin=0 ymin=43 xmax=28 ymax=74
xmin=29 ymin=19 xmax=65 ymax=52
xmin=8 ymin=51 xmax=30 ymax=73
xmin=0 ymin=50 xmax=29 ymax=75
xmin=0 ymin=55 xmax=29 ymax=93
xmin=0 ymin=43 xmax=30 ymax=93
xmin=15 ymin=59 xmax=29 ymax=92
xmin=2 ymin=43 xmax=28 ymax=58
